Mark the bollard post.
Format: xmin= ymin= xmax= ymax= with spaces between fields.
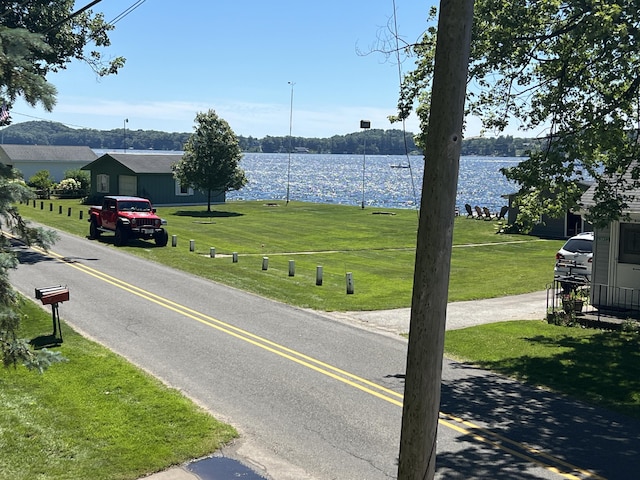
xmin=59 ymin=205 xmax=62 ymax=214
xmin=210 ymin=247 xmax=216 ymax=258
xmin=33 ymin=200 xmax=36 ymax=207
xmin=288 ymin=260 xmax=295 ymax=277
xmin=67 ymin=207 xmax=72 ymax=217
xmin=40 ymin=201 xmax=44 ymax=210
xmin=189 ymin=239 xmax=195 ymax=252
xmin=49 ymin=203 xmax=53 ymax=211
xmin=79 ymin=210 xmax=83 ymax=220
xmin=316 ymin=266 xmax=323 ymax=286
xmin=262 ymin=257 xmax=269 ymax=271
xmin=232 ymin=252 xmax=238 ymax=263
xmin=346 ymin=272 xmax=354 ymax=294
xmin=172 ymin=235 xmax=177 ymax=247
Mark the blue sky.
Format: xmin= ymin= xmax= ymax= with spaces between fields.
xmin=11 ymin=0 xmax=493 ymax=138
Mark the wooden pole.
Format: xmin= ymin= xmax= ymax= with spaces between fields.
xmin=397 ymin=1 xmax=475 ymax=479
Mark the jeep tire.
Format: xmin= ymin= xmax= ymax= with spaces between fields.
xmin=154 ymin=229 xmax=169 ymax=247
xmin=114 ymin=225 xmax=128 ymax=247
xmin=89 ymin=219 xmax=101 ymax=239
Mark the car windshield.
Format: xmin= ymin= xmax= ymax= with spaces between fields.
xmin=564 ymin=238 xmax=592 ymax=253
xmin=119 ymin=201 xmax=151 ymax=212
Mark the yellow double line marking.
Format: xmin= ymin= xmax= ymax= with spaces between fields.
xmin=27 ymin=243 xmax=604 ymax=480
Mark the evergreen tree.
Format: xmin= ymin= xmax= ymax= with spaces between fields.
xmin=1 ymin=1 xmax=121 ymax=370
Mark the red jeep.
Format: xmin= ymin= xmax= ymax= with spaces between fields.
xmin=88 ymin=196 xmax=168 ymax=247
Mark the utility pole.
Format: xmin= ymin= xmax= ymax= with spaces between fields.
xmin=397 ymin=1 xmax=474 ymax=479
xmin=286 ymin=81 xmax=295 ymax=204
xmin=360 ymin=120 xmax=371 ymax=209
xmin=123 ymin=118 xmax=128 ymax=153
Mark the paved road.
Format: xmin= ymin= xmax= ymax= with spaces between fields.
xmin=8 ymin=229 xmax=640 ymax=480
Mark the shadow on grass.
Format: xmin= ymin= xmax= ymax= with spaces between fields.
xmin=172 ymin=210 xmax=244 ymax=218
xmin=87 ymin=236 xmax=166 ymax=249
xmin=30 ymin=333 xmax=62 ymax=349
xmin=476 ymin=331 xmax=640 ymax=418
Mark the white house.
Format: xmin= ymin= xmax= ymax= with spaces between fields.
xmin=580 ymin=174 xmax=640 ymax=312
xmin=0 ymin=144 xmax=97 ymax=182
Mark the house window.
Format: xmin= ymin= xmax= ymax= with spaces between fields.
xmin=175 ymin=181 xmax=193 ymax=196
xmin=619 ymin=223 xmax=640 ymax=264
xmin=97 ymin=174 xmax=109 ymax=193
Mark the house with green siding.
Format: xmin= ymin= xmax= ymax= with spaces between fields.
xmin=82 ymin=153 xmax=222 ymax=205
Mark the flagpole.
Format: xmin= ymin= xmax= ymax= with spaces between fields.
xmin=286 ymin=81 xmax=295 ymax=205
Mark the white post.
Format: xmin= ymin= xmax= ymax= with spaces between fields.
xmin=210 ymin=247 xmax=216 ymax=258
xmin=346 ymin=272 xmax=354 ymax=294
xmin=172 ymin=235 xmax=177 ymax=247
xmin=189 ymin=239 xmax=195 ymax=252
xmin=316 ymin=266 xmax=323 ymax=286
xmin=262 ymin=257 xmax=269 ymax=271
xmin=232 ymin=252 xmax=238 ymax=263
xmin=288 ymin=260 xmax=295 ymax=276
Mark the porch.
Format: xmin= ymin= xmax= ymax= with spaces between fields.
xmin=548 ymin=277 xmax=640 ymax=330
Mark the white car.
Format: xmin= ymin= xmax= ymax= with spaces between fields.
xmin=554 ymin=231 xmax=594 ymax=283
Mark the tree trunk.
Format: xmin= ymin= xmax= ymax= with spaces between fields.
xmin=397 ymin=1 xmax=474 ymax=479
xmin=207 ymin=189 xmax=212 ymax=212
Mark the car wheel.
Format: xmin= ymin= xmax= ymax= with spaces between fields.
xmin=155 ymin=230 xmax=168 ymax=247
xmin=89 ymin=219 xmax=101 ymax=239
xmin=114 ymin=226 xmax=128 ymax=246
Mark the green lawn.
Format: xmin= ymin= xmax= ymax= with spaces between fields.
xmin=11 ymin=196 xmax=639 ymax=479
xmin=20 ymin=198 xmax=563 ymax=311
xmin=1 ymin=300 xmax=237 ymax=480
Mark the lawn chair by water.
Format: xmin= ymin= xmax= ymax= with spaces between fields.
xmin=483 ymin=207 xmax=493 ymax=219
xmin=474 ymin=205 xmax=484 ymax=219
xmin=465 ymin=204 xmax=474 ymax=218
xmin=497 ymin=205 xmax=508 ymax=220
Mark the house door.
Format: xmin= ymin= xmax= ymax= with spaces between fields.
xmin=119 ymin=175 xmax=137 ymax=196
xmin=566 ymin=211 xmax=583 ymax=237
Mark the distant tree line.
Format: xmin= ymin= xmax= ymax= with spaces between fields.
xmin=460 ymin=135 xmax=542 ymax=157
xmin=0 ymin=121 xmax=537 ymax=157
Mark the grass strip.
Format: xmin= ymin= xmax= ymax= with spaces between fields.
xmin=0 ymin=299 xmax=237 ymax=480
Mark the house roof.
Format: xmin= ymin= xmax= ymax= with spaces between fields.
xmin=580 ymin=171 xmax=640 ymax=214
xmin=0 ymin=144 xmax=97 ymax=162
xmin=82 ymin=153 xmax=182 ymax=174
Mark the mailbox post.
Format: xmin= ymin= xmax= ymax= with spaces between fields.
xmin=35 ymin=285 xmax=69 ymax=344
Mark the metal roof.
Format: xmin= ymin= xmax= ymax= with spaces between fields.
xmin=0 ymin=144 xmax=97 ymax=162
xmin=84 ymin=153 xmax=182 ymax=174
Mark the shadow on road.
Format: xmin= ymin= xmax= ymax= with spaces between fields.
xmin=439 ymin=362 xmax=640 ymax=479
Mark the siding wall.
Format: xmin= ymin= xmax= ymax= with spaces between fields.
xmin=12 ymin=160 xmax=92 ymax=182
xmin=593 ymin=226 xmax=610 ymax=286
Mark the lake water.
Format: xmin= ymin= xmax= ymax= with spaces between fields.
xmin=227 ymin=152 xmax=522 ymax=212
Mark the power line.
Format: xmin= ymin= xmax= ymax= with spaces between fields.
xmin=10 ymin=110 xmax=101 ymax=130
xmin=43 ymin=0 xmax=103 ymax=34
xmin=109 ymin=0 xmax=146 ymax=26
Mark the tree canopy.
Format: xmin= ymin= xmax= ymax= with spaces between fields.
xmin=397 ymin=0 xmax=640 ymax=229
xmin=172 ymin=110 xmax=247 ymax=212
xmin=0 ymin=0 xmax=124 ymax=116
xmin=1 ymin=0 xmax=122 ymax=370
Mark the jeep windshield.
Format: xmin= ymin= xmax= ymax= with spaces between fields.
xmin=119 ymin=201 xmax=151 ymax=212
